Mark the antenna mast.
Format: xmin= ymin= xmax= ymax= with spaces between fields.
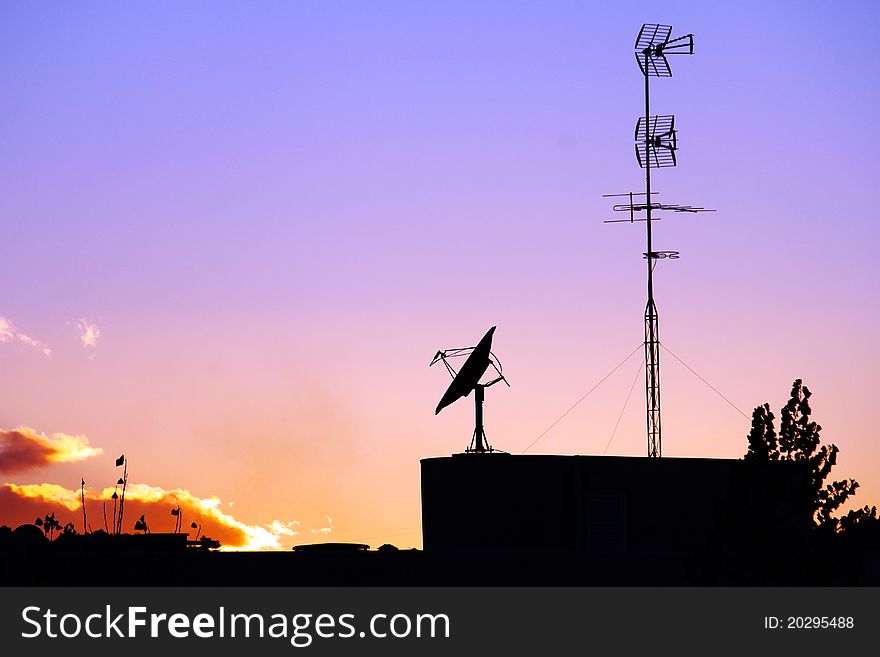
xmin=604 ymin=24 xmax=707 ymax=457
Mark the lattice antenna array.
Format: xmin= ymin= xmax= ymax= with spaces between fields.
xmin=602 ymin=23 xmax=701 ymax=458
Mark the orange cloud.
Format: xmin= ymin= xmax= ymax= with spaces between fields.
xmin=0 ymin=427 xmax=103 ymax=474
xmin=0 ymin=482 xmax=300 ymax=551
xmin=4 ymin=483 xmax=83 ymax=511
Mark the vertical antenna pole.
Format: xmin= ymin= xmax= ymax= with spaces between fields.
xmin=643 ymin=51 xmax=662 ymax=458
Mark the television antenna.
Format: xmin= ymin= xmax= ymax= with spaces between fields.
xmin=430 ymin=326 xmax=510 ymax=453
xmin=602 ymin=191 xmax=714 ymax=223
xmin=603 ymin=23 xmax=711 ymax=458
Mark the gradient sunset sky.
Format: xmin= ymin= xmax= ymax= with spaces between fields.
xmin=2 ymin=1 xmax=878 ymax=548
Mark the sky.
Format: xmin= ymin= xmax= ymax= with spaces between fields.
xmin=1 ymin=0 xmax=878 ymax=549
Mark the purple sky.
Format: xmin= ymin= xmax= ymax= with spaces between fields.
xmin=2 ymin=1 xmax=878 ymax=547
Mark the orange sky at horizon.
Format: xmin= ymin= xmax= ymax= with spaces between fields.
xmin=1 ymin=306 xmax=877 ymax=551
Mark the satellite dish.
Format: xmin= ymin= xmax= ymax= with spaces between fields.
xmin=430 ymin=326 xmax=510 ymax=453
xmin=435 ymin=326 xmax=496 ymax=415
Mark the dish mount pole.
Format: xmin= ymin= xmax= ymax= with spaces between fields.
xmin=470 ymin=385 xmax=489 ymax=453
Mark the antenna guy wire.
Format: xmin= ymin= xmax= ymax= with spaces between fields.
xmin=660 ymin=343 xmax=750 ymax=420
xmin=603 ymin=359 xmax=644 ymax=455
xmin=521 ymin=343 xmax=643 ymax=454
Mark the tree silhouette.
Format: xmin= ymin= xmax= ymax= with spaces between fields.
xmin=745 ymin=379 xmax=874 ymax=530
xmin=745 ymin=403 xmax=776 ymax=462
xmin=692 ymin=378 xmax=879 ymax=583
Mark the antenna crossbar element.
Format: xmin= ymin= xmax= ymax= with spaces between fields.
xmin=603 ymin=217 xmax=661 ymax=224
xmin=636 ymin=115 xmax=677 ymax=168
xmin=612 ymin=202 xmax=713 ymax=214
xmin=603 ymin=201 xmax=714 ymax=222
xmin=602 ymin=191 xmax=658 ymax=198
xmin=602 ymin=191 xmax=714 ymax=223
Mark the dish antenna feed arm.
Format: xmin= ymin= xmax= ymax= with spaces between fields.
xmin=430 ymin=326 xmax=510 ymax=453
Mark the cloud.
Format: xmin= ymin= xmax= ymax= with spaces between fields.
xmin=0 ymin=316 xmax=51 ymax=357
xmin=0 ymin=481 xmax=303 ymax=551
xmin=268 ymin=520 xmax=300 ymax=537
xmin=311 ymin=515 xmax=334 ymax=535
xmin=4 ymin=482 xmax=82 ymax=511
xmin=0 ymin=427 xmax=103 ymax=474
xmin=75 ymin=319 xmax=100 ymax=349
